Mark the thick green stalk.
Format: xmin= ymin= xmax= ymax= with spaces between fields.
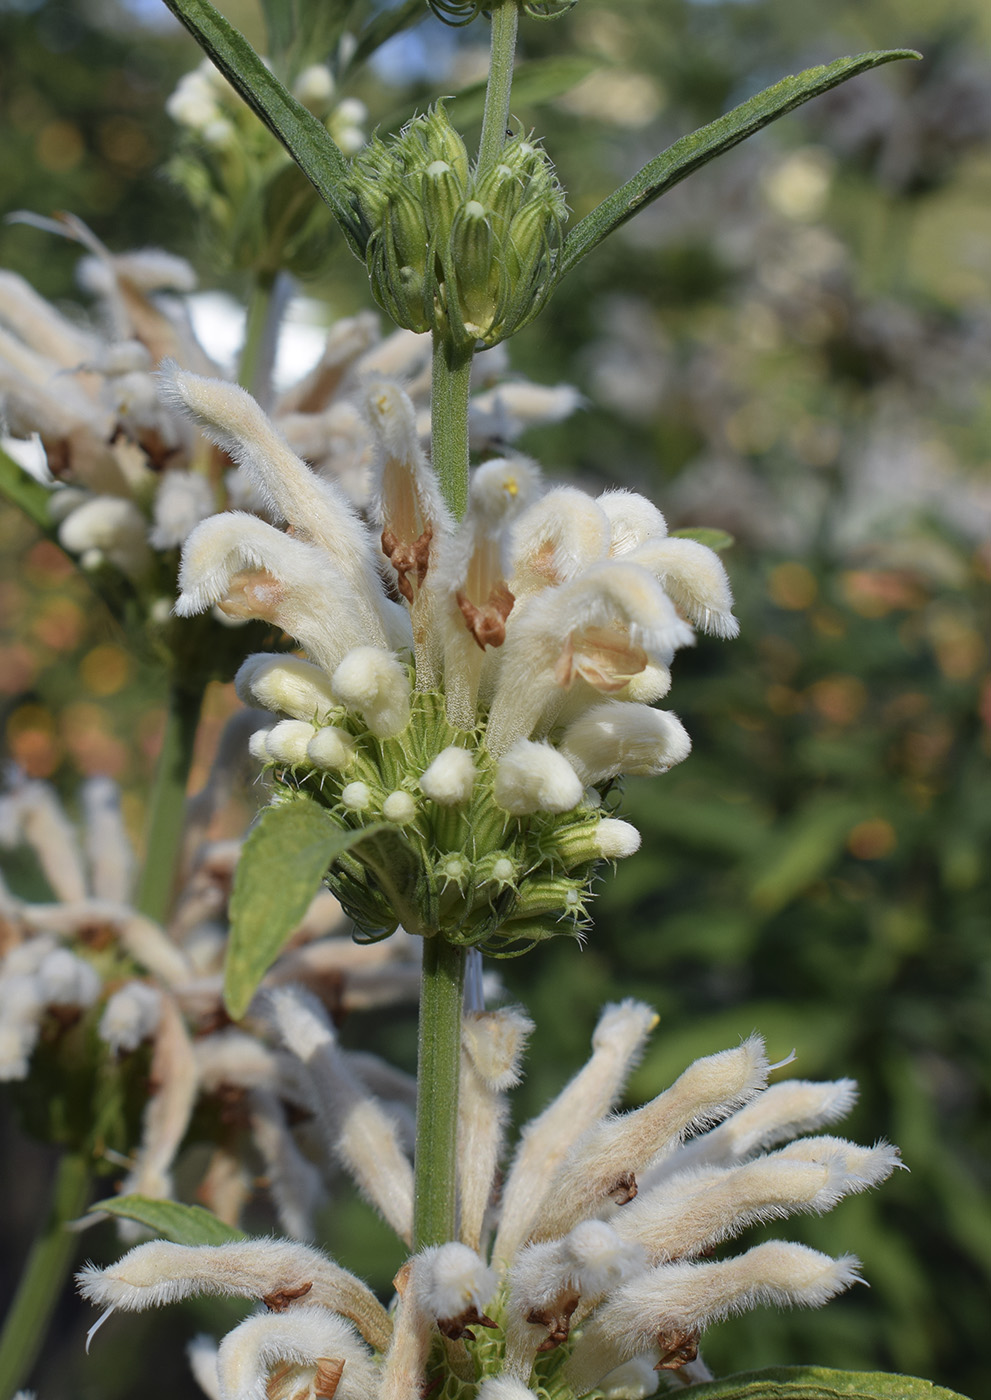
xmin=413 ymin=936 xmax=466 ymax=1249
xmin=477 ymin=0 xmax=519 ymax=175
xmin=238 ymin=270 xmax=287 ymax=403
xmin=134 ymin=681 xmax=205 ymax=924
xmin=430 ymin=334 xmax=474 ymax=522
xmin=0 ymin=1150 xmax=91 ymax=1399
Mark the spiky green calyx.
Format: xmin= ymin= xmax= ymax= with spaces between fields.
xmin=342 ymin=106 xmax=566 ymax=350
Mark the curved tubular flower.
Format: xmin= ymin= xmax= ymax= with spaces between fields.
xmin=77 ymin=1238 xmax=392 ymax=1354
xmin=215 ymin=1308 xmax=378 ymax=1400
xmin=80 ymin=1008 xmax=900 ymax=1397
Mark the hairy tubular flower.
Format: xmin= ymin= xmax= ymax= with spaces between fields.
xmin=81 ymin=1008 xmax=900 ymax=1397
xmin=169 ymin=373 xmax=735 ymax=952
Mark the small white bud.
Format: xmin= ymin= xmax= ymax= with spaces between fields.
xmin=149 ymin=472 xmax=215 ymax=550
xmin=247 ymin=728 xmax=272 ymax=763
xmin=265 ymin=720 xmax=316 ymax=767
xmin=99 ymin=982 xmax=162 ymax=1054
xmin=307 ymin=726 xmax=357 ymax=771
xmin=494 ymin=741 xmax=583 ymax=815
xmin=36 ymin=949 xmax=101 ymax=1007
xmin=293 ymin=63 xmax=335 ymax=108
xmin=491 ymin=857 xmax=515 ymax=883
xmin=335 ymin=97 xmax=367 ymax=126
xmin=382 ymin=790 xmax=417 ymax=825
xmin=420 ymin=1242 xmax=496 ymax=1325
xmin=560 ymin=702 xmax=691 ymax=785
xmin=341 ymin=782 xmax=372 ymax=813
xmin=58 ymin=497 xmax=152 ymax=580
xmin=235 ymin=654 xmax=338 ymax=723
xmin=595 ymin=819 xmax=641 ymax=859
xmin=420 ymin=747 xmax=476 ymax=805
xmin=332 ymin=648 xmax=411 ymax=738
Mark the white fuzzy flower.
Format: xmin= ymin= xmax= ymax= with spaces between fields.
xmin=419 ymin=746 xmax=476 ymax=805
xmin=98 ymin=982 xmax=162 ymax=1054
xmin=332 ymin=647 xmax=411 ymax=738
xmin=494 ymin=742 xmax=583 ymax=816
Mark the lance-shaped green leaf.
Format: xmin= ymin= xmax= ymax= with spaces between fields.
xmin=89 ymin=1196 xmax=246 ymax=1245
xmin=681 ymin=1365 xmax=971 ymax=1400
xmin=225 ymin=798 xmax=386 ymax=1019
xmin=348 ymin=0 xmax=429 ymax=72
xmin=558 ymin=49 xmax=920 ymax=281
xmin=160 ymin=0 xmax=356 ymax=240
xmin=671 ymin=526 xmax=735 ymax=553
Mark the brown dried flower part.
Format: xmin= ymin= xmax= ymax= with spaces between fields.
xmin=655 ymin=1326 xmax=702 ymax=1371
xmin=527 ymin=1289 xmax=580 ymax=1352
xmin=264 ymin=1280 xmax=315 ymax=1312
xmin=607 ymin=1171 xmax=638 ymax=1206
xmin=457 ymin=583 xmax=515 ymax=650
xmin=381 ymin=526 xmax=433 ymax=604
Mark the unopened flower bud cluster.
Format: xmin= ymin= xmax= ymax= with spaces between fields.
xmin=343 ymin=105 xmax=566 ymax=348
xmin=166 ymin=59 xmax=367 ymax=277
xmin=170 ymin=367 xmax=738 ymax=950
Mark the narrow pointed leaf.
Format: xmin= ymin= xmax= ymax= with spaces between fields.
xmin=680 ymin=1365 xmax=970 ymax=1400
xmin=671 ymin=526 xmax=735 ymax=552
xmin=349 ymin=0 xmax=429 ymax=71
xmin=447 ymin=55 xmax=598 ymax=126
xmin=89 ymin=1196 xmax=246 ymax=1245
xmin=225 ymin=798 xmax=386 ymax=1018
xmin=558 ymin=49 xmax=920 ymax=280
xmin=160 ymin=0 xmax=355 ymax=233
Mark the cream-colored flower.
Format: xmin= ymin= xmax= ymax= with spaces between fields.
xmin=79 ymin=1002 xmax=900 ymax=1397
xmin=169 ymin=374 xmax=734 ymax=950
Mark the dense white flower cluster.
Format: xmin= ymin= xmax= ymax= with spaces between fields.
xmin=168 ymin=368 xmax=737 ymax=948
xmin=0 ymin=770 xmax=421 ymax=1237
xmin=0 ymin=224 xmax=578 ymax=616
xmin=79 ymin=995 xmax=901 ymax=1397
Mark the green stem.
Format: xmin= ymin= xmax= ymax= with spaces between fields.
xmin=430 ymin=334 xmax=474 ymax=522
xmin=477 ymin=0 xmax=519 ymax=175
xmin=413 ymin=937 xmax=466 ymax=1249
xmin=238 ymin=270 xmax=290 ymax=403
xmin=0 ymin=1150 xmax=91 ymax=1400
xmin=134 ymin=680 xmax=206 ymax=924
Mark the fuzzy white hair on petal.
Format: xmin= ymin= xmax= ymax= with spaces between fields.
xmin=332 ymin=647 xmax=411 ymax=738
xmin=493 ymin=741 xmax=583 ymax=815
xmin=559 ymin=702 xmax=692 ymax=785
xmin=598 ymin=488 xmax=668 ymax=553
xmin=630 ymin=536 xmax=739 ymax=639
xmin=149 ymin=471 xmax=216 ymax=550
xmin=419 ymin=746 xmax=476 ymax=805
xmin=235 ymin=654 xmax=337 ymax=724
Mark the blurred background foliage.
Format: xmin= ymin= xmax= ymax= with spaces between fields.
xmin=1 ymin=0 xmax=989 ymax=1396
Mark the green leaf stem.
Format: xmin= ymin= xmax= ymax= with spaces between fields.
xmin=224 ymin=798 xmax=386 ymax=1018
xmin=558 ymin=49 xmax=920 ymax=280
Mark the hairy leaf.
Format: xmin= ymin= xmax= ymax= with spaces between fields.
xmin=90 ymin=1196 xmax=246 ymax=1245
xmin=671 ymin=526 xmax=736 ymax=552
xmin=558 ymin=49 xmax=920 ymax=279
xmin=683 ymin=1365 xmax=971 ymax=1400
xmin=225 ymin=799 xmax=385 ymax=1018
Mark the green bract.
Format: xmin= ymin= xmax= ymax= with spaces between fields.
xmin=342 ymin=106 xmax=566 ymax=349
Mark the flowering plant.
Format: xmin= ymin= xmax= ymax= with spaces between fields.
xmin=0 ymin=0 xmax=973 ymax=1398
